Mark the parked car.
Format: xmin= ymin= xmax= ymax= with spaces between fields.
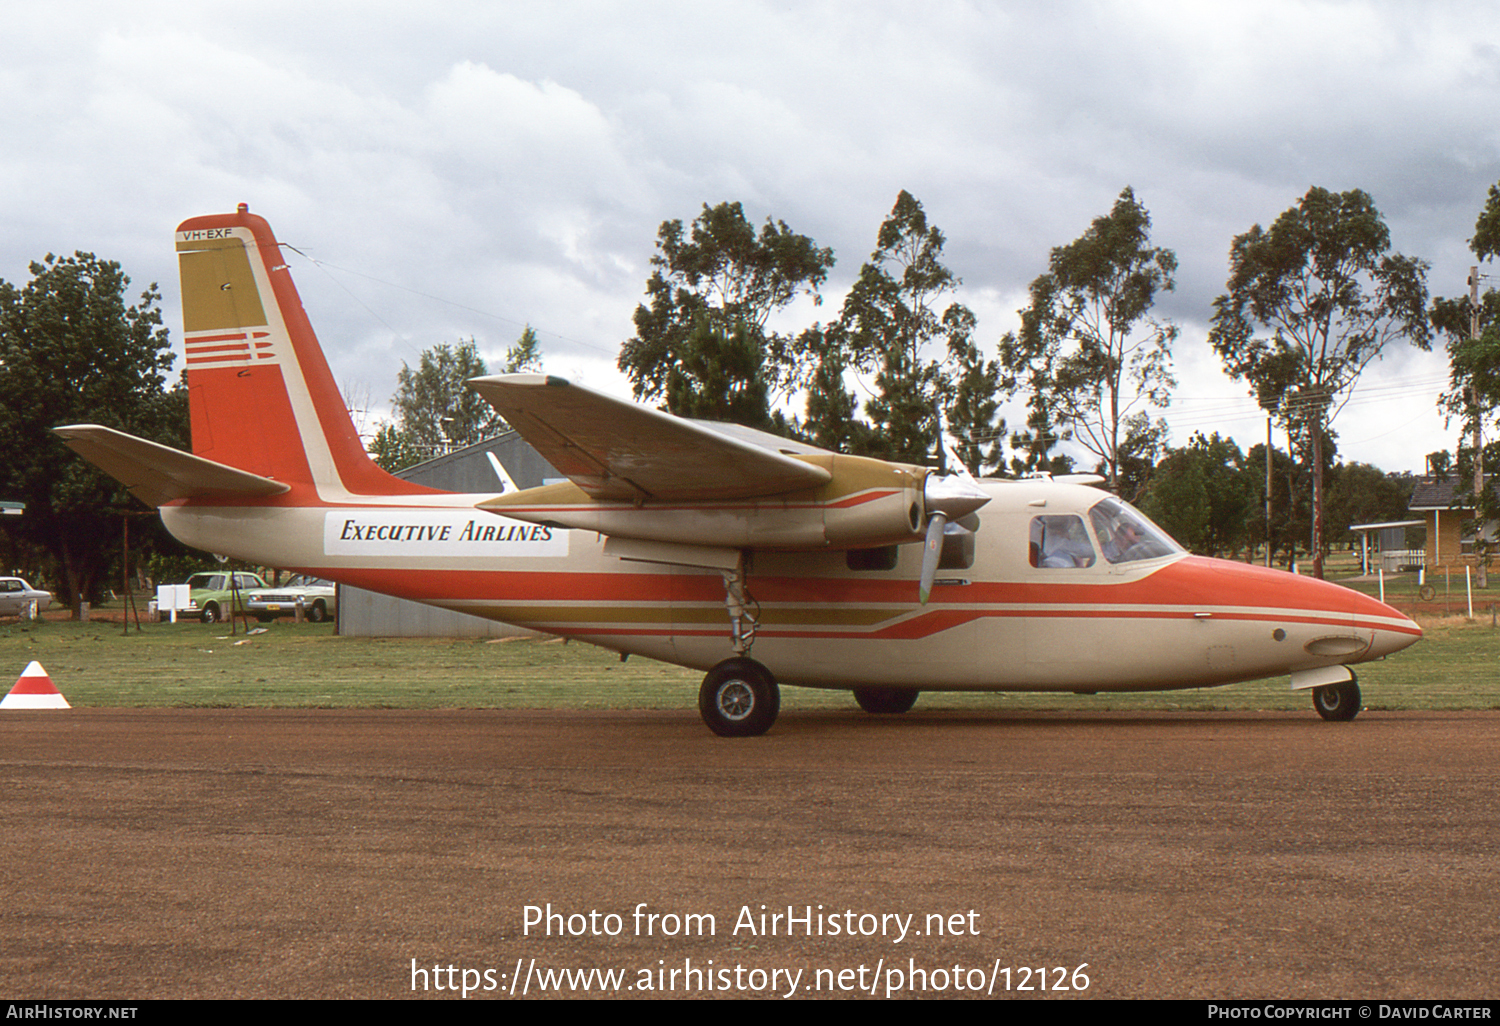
xmin=246 ymin=575 xmax=337 ymax=623
xmin=172 ymin=571 xmax=271 ymax=623
xmin=0 ymin=577 xmax=52 ymax=617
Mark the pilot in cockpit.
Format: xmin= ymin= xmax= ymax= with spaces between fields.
xmin=1031 ymin=515 xmax=1097 ymax=568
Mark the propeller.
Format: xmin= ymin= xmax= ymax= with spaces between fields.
xmin=918 ymin=510 xmax=948 ymax=605
xmin=917 ymin=425 xmax=990 ymax=603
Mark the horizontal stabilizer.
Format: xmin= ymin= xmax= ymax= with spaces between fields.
xmin=52 ymin=424 xmax=291 ymax=508
xmin=467 ymin=374 xmax=832 ymax=502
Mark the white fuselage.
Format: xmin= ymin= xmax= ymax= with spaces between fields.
xmin=160 ymin=478 xmax=1419 ymax=694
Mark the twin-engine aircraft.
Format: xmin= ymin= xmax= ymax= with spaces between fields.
xmin=55 ymin=207 xmax=1421 ymax=736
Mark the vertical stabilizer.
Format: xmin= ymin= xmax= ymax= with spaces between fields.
xmin=176 ymin=206 xmax=435 ymax=497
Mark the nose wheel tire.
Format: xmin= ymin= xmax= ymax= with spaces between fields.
xmin=699 ymin=658 xmax=779 ymax=737
xmin=853 ymin=687 xmax=920 ymax=714
xmin=1312 ymin=678 xmax=1361 ymax=721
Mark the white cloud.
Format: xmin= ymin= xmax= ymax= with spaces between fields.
xmin=4 ymin=0 xmax=1498 ymax=470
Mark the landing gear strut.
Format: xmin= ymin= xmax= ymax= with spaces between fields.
xmin=699 ymin=658 xmax=779 ymax=737
xmin=1312 ymin=675 xmax=1361 ymax=721
xmin=721 ymin=562 xmax=759 ymax=656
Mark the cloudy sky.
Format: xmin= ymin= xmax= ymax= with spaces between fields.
xmin=5 ymin=0 xmax=1498 ymax=474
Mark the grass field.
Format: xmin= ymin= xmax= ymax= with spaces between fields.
xmin=2 ymin=608 xmax=1497 ymax=714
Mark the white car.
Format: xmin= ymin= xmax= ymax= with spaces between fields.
xmin=245 ymin=575 xmax=337 ymax=623
xmin=0 ymin=577 xmax=52 ymax=617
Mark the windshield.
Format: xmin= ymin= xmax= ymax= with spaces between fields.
xmin=1087 ymin=497 xmax=1182 ymax=564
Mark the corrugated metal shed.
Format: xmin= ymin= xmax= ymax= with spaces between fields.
xmin=337 ymin=430 xmax=560 ymax=637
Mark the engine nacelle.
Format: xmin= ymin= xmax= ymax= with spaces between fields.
xmin=479 ymin=452 xmax=934 ymax=551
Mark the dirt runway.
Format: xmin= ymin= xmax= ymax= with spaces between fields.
xmin=0 ymin=707 xmax=1495 ymax=1000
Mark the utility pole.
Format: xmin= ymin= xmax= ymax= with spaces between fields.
xmin=1265 ymin=416 xmax=1273 ymax=568
xmin=1472 ymin=267 xmax=1489 ymax=588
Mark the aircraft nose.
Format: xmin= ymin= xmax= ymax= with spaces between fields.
xmin=1367 ymin=600 xmax=1422 ymax=657
xmin=1294 ymin=571 xmax=1422 ymax=659
xmin=1167 ymin=556 xmax=1423 ymax=663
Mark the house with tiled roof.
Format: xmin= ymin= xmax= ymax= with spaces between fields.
xmin=1407 ymin=475 xmax=1500 ymax=567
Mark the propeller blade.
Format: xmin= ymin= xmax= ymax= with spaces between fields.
xmin=918 ymin=512 xmax=947 ymax=604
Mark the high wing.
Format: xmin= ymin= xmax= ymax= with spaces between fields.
xmin=52 ymin=424 xmax=291 ymax=507
xmin=466 ymin=374 xmax=832 ymax=502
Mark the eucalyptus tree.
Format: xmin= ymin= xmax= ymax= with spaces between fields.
xmin=390 ymin=338 xmax=503 ymax=454
xmin=618 ymin=201 xmax=834 ymax=429
xmin=838 ymin=190 xmax=998 ymax=468
xmin=999 ymin=187 xmax=1177 ymax=491
xmin=1209 ymin=186 xmax=1430 ymax=577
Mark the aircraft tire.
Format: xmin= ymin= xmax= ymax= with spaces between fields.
xmin=1312 ymin=676 xmax=1361 ymax=721
xmin=699 ymin=658 xmax=779 ymax=737
xmin=853 ymin=687 xmax=920 ymax=714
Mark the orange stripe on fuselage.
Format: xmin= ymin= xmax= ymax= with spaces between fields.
xmin=295 ymin=553 xmax=1415 ymax=642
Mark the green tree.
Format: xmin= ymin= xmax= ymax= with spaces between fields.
xmin=501 ymin=325 xmax=544 ymax=373
xmin=1209 ymin=186 xmax=1431 ymax=578
xmin=1431 ymin=184 xmax=1500 ymax=577
xmin=390 ymin=339 xmax=502 ymax=455
xmin=1000 ymin=187 xmax=1178 ymax=492
xmin=838 ymin=190 xmax=993 ymax=466
xmin=618 ymin=201 xmax=835 ymax=429
xmin=1140 ymin=433 xmax=1253 ymax=557
xmin=945 ymin=334 xmax=1006 ymax=475
xmin=797 ymin=325 xmax=874 ymax=455
xmin=1111 ymin=412 xmax=1171 ymax=503
xmin=1325 ymin=462 xmax=1414 ymax=546
xmin=0 ymin=253 xmax=182 ymax=610
xmin=368 ymin=421 xmax=427 ymax=473
xmin=1244 ymin=442 xmax=1307 ymax=567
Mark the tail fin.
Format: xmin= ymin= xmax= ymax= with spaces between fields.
xmin=176 ymin=205 xmax=435 ymax=497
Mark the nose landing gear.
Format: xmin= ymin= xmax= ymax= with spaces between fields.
xmin=1312 ymin=675 xmax=1361 ymax=721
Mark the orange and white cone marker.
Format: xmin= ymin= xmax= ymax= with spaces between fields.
xmin=2 ymin=661 xmax=70 ymax=709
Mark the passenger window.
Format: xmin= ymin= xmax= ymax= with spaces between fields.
xmin=1029 ymin=515 xmax=1096 ymax=568
xmin=938 ymin=524 xmax=975 ymax=570
xmin=847 ymin=546 xmax=899 ymax=572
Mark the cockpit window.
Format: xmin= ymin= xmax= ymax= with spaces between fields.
xmin=1088 ymin=497 xmax=1181 ymax=564
xmin=1029 ymin=515 xmax=1097 ymax=568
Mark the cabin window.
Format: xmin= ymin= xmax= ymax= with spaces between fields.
xmin=846 ymin=546 xmax=899 ymax=572
xmin=938 ymin=524 xmax=975 ymax=570
xmin=1088 ymin=497 xmax=1181 ymax=564
xmin=1029 ymin=515 xmax=1097 ymax=568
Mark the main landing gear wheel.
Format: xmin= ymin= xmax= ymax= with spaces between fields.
xmin=1312 ymin=676 xmax=1361 ymax=721
xmin=699 ymin=658 xmax=779 ymax=737
xmin=853 ymin=687 xmax=920 ymax=715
